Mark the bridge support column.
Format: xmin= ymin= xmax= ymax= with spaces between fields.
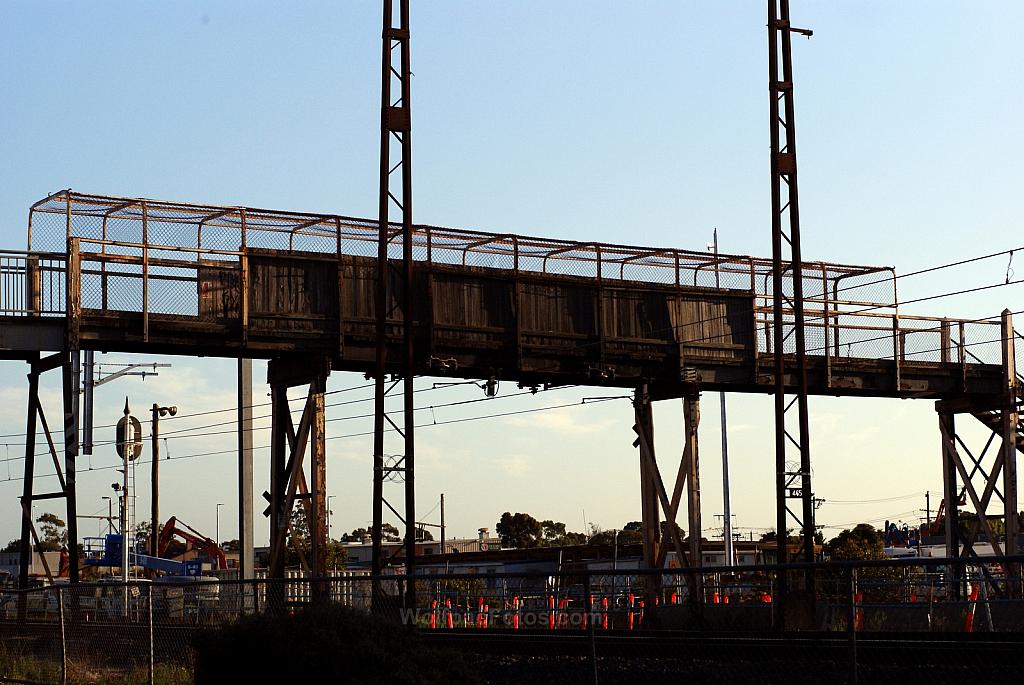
xmin=1000 ymin=311 xmax=1020 ymax=597
xmin=938 ymin=411 xmax=961 ymax=599
xmin=18 ymin=351 xmax=78 ymax=622
xmin=266 ymin=357 xmax=330 ymax=587
xmin=237 ymin=359 xmax=255 ymax=586
xmin=632 ymin=385 xmax=702 ymax=610
xmin=935 ymin=310 xmax=1020 ymax=599
xmin=635 ymin=389 xmax=660 ymax=572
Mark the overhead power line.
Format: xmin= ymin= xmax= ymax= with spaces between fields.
xmin=0 ymin=395 xmax=624 ymax=486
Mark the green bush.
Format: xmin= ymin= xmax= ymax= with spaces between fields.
xmin=193 ymin=605 xmax=478 ymax=685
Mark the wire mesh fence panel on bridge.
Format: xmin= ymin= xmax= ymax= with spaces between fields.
xmin=1 ymin=191 xmax=1006 ymax=403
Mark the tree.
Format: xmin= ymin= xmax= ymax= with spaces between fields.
xmin=36 ymin=512 xmax=68 ymax=552
xmin=617 ymin=524 xmax=642 ymax=544
xmin=537 ymin=520 xmax=586 ymax=546
xmin=826 ymin=524 xmax=884 ymax=561
xmin=286 ymin=505 xmax=347 ymax=570
xmin=587 ymin=528 xmax=616 ymax=545
xmin=341 ymin=525 xmax=401 ymax=543
xmin=415 ymin=527 xmax=434 ymax=541
xmin=133 ymin=520 xmax=153 ymax=553
xmin=496 ymin=512 xmax=543 ymax=548
xmin=2 ymin=539 xmax=18 ymax=553
xmin=660 ymin=520 xmax=687 ymax=541
xmin=540 ymin=519 xmax=566 ymax=543
xmin=759 ymin=529 xmax=798 ymax=544
xmin=957 ymin=512 xmax=1004 ymax=542
xmin=586 ymin=522 xmax=642 ymax=546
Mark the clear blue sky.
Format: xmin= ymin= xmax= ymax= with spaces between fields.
xmin=1 ymin=2 xmax=1022 ymax=548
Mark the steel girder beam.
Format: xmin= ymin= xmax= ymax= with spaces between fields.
xmin=374 ymin=0 xmax=417 ymax=613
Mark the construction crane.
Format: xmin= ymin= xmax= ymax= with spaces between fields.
xmin=158 ymin=517 xmax=228 ymax=571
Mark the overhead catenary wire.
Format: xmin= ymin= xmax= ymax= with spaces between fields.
xmin=0 ymin=375 xmax=564 ymax=450
xmin=0 ymin=394 xmax=625 ymax=485
xmin=826 ymin=491 xmax=928 ymax=505
xmin=819 ymin=508 xmax=922 ymax=531
xmin=0 ymin=380 xmax=379 ymax=441
xmin=0 ymin=382 xmax=579 ymax=465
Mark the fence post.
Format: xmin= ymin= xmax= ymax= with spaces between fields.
xmin=847 ymin=569 xmax=858 ymax=685
xmin=58 ymin=586 xmax=67 ymax=685
xmin=26 ymin=255 xmax=41 ymax=315
xmin=148 ymin=584 xmax=155 ymax=685
xmin=584 ymin=571 xmax=598 ymax=685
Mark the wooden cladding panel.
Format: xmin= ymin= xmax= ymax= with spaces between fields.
xmin=249 ymin=256 xmax=338 ymax=318
xmin=601 ymin=288 xmax=673 ymax=340
xmin=340 ymin=257 xmax=377 ymax=321
xmin=519 ymin=282 xmax=597 ymax=337
xmin=432 ymin=273 xmax=513 ymax=329
xmin=196 ymin=250 xmax=752 ymax=360
xmin=669 ymin=294 xmax=752 ymax=361
xmin=198 ymin=263 xmax=240 ymax=321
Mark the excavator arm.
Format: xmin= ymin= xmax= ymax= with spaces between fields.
xmin=157 ymin=516 xmax=227 ymax=570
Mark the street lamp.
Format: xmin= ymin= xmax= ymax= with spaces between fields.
xmin=150 ymin=404 xmax=177 ymax=557
xmin=101 ymin=496 xmax=113 ymax=535
xmin=216 ymin=503 xmax=224 ymax=548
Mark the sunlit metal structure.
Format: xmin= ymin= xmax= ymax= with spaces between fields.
xmin=1 ymin=1 xmax=1019 ymax=627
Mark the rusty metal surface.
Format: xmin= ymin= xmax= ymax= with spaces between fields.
xmin=0 ymin=190 xmax=1006 ymax=399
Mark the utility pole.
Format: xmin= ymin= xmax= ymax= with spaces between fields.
xmin=237 ymin=358 xmax=254 ymax=583
xmin=440 ymin=493 xmax=446 ymax=554
xmin=710 ymin=229 xmax=735 ymax=568
xmin=150 ymin=403 xmax=177 ymax=558
xmin=769 ymin=0 xmax=815 ymax=622
xmin=374 ymin=0 xmax=416 ymax=611
xmin=116 ymin=398 xmax=143 ymax=591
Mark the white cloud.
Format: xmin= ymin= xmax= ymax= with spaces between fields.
xmin=504 ymin=410 xmax=611 ymax=435
xmin=497 ymin=456 xmax=530 ymax=477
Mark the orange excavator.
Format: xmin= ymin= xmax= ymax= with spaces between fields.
xmin=158 ymin=516 xmax=228 ymax=571
xmin=927 ymin=495 xmax=968 ymax=537
xmin=928 ymin=500 xmax=947 ymax=537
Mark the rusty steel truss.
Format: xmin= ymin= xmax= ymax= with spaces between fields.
xmin=7 ymin=188 xmax=1018 ymax=623
xmin=373 ymin=0 xmax=417 ymax=610
xmin=1 ymin=1 xmax=1020 ymax=629
xmin=769 ymin=0 xmax=816 ymax=619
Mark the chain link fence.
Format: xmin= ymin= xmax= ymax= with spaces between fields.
xmin=16 ymin=191 xmax=1010 ymax=383
xmin=2 ymin=555 xmax=1023 ymax=684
